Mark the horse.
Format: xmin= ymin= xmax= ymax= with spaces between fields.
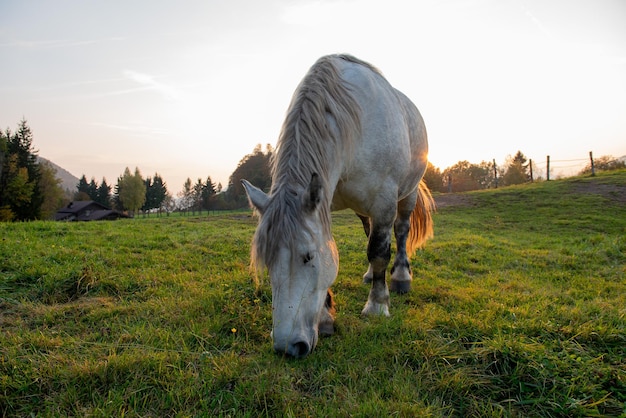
xmin=242 ymin=54 xmax=434 ymax=358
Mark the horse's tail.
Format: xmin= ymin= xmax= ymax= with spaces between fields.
xmin=407 ymin=180 xmax=435 ymax=256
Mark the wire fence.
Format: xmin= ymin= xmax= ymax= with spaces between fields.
xmin=531 ymin=152 xmax=624 ymax=180
xmin=532 ymin=156 xmax=589 ymax=180
xmin=441 ymin=151 xmax=625 ymax=193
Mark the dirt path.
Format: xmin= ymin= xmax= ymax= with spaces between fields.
xmin=433 ymin=194 xmax=473 ymax=208
xmin=571 ymin=181 xmax=626 ymax=204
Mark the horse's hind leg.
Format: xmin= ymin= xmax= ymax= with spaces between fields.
xmin=361 ymin=218 xmax=393 ymax=316
xmin=390 ymin=192 xmax=417 ymax=294
xmin=357 ymin=214 xmax=375 ymax=284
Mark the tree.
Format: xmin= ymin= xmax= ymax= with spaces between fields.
xmin=14 ymin=120 xmax=42 ymax=219
xmin=75 ymin=175 xmax=91 ymax=200
xmin=442 ymin=160 xmax=495 ymax=192
xmin=153 ymin=174 xmax=168 ymax=215
xmin=0 ymin=129 xmax=10 ymax=219
xmin=202 ymin=176 xmax=217 ymax=212
xmin=0 ymin=129 xmax=7 ymax=179
xmin=117 ymin=167 xmax=146 ymax=216
xmin=88 ymin=178 xmax=98 ymax=199
xmin=226 ymin=144 xmax=272 ymax=208
xmin=579 ymin=155 xmax=626 ymax=175
xmin=161 ymin=192 xmax=175 ymax=215
xmin=177 ymin=177 xmax=193 ymax=214
xmin=1 ymin=156 xmax=34 ymax=220
xmin=38 ymin=160 xmax=66 ymax=219
xmin=0 ymin=120 xmax=42 ymax=220
xmin=96 ymin=179 xmax=112 ymax=207
xmin=422 ymin=162 xmax=445 ymax=193
xmin=193 ymin=178 xmax=204 ymax=214
xmin=502 ymin=151 xmax=530 ymax=186
xmin=142 ymin=173 xmax=167 ymax=215
xmin=0 ymin=131 xmax=9 ymax=220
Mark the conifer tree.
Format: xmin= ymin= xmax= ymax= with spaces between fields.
xmin=96 ymin=178 xmax=112 ymax=207
xmin=202 ymin=176 xmax=217 ymax=212
xmin=0 ymin=120 xmax=42 ymax=220
xmin=76 ymin=175 xmax=91 ymax=200
xmin=142 ymin=173 xmax=168 ymax=214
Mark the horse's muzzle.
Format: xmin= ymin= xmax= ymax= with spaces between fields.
xmin=283 ymin=340 xmax=311 ymax=358
xmin=273 ymin=332 xmax=317 ymax=359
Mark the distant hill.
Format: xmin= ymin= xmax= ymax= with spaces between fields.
xmin=38 ymin=157 xmax=79 ymax=194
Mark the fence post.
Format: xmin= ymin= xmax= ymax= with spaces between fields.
xmin=589 ymin=151 xmax=595 ymax=176
xmin=493 ymin=159 xmax=498 ymax=188
xmin=546 ymin=155 xmax=550 ymax=181
xmin=529 ymin=159 xmax=533 ymax=182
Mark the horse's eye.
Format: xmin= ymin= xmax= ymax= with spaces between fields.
xmin=303 ymin=253 xmax=314 ymax=264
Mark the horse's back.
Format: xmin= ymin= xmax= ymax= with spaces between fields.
xmin=331 ymin=56 xmax=428 ymax=215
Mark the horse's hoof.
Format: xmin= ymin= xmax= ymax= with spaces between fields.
xmin=390 ymin=280 xmax=411 ymax=294
xmin=361 ymin=301 xmax=390 ymax=317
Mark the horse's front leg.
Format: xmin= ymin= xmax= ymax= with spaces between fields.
xmin=361 ymin=222 xmax=392 ymax=316
xmin=318 ymin=290 xmax=336 ymax=336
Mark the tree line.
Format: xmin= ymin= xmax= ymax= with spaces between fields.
xmin=74 ymin=143 xmax=273 ymax=216
xmin=423 ymin=151 xmax=534 ymax=193
xmin=2 ymin=118 xmax=624 ymax=221
xmin=75 ymin=168 xmax=170 ymax=216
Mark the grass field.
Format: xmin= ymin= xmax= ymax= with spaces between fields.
xmin=1 ymin=170 xmax=625 ymax=417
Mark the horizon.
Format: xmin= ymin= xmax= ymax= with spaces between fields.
xmin=2 ymin=0 xmax=625 ymax=195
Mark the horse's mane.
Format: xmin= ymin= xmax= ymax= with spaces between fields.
xmin=252 ymin=54 xmax=373 ymax=272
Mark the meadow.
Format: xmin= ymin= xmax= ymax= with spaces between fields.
xmin=1 ymin=170 xmax=625 ymax=417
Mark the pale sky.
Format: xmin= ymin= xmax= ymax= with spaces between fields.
xmin=1 ymin=0 xmax=625 ymax=194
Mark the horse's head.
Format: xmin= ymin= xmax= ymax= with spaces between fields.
xmin=242 ymin=174 xmax=338 ymax=358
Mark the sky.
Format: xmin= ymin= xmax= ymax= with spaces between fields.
xmin=1 ymin=0 xmax=625 ymax=194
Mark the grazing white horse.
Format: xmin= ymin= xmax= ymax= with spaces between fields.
xmin=242 ymin=54 xmax=434 ymax=358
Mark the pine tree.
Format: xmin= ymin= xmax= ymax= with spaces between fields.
xmin=96 ymin=179 xmax=112 ymax=207
xmin=0 ymin=129 xmax=10 ymax=219
xmin=503 ymin=151 xmax=530 ymax=186
xmin=193 ymin=178 xmax=204 ymax=215
xmin=151 ymin=174 xmax=167 ymax=215
xmin=76 ymin=175 xmax=91 ymax=200
xmin=0 ymin=120 xmax=42 ymax=220
xmin=142 ymin=176 xmax=154 ymax=213
xmin=141 ymin=173 xmax=168 ymax=215
xmin=202 ymin=176 xmax=217 ymax=212
xmin=88 ymin=178 xmax=98 ymax=200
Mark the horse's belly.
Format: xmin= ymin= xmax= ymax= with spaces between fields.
xmin=330 ymin=176 xmax=399 ymax=216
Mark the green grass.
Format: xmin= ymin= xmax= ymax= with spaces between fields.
xmin=1 ymin=171 xmax=625 ymax=417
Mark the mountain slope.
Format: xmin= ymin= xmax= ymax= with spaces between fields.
xmin=38 ymin=157 xmax=79 ymax=193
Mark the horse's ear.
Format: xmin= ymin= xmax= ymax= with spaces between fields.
xmin=305 ymin=173 xmax=322 ymax=212
xmin=241 ymin=179 xmax=269 ymax=214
